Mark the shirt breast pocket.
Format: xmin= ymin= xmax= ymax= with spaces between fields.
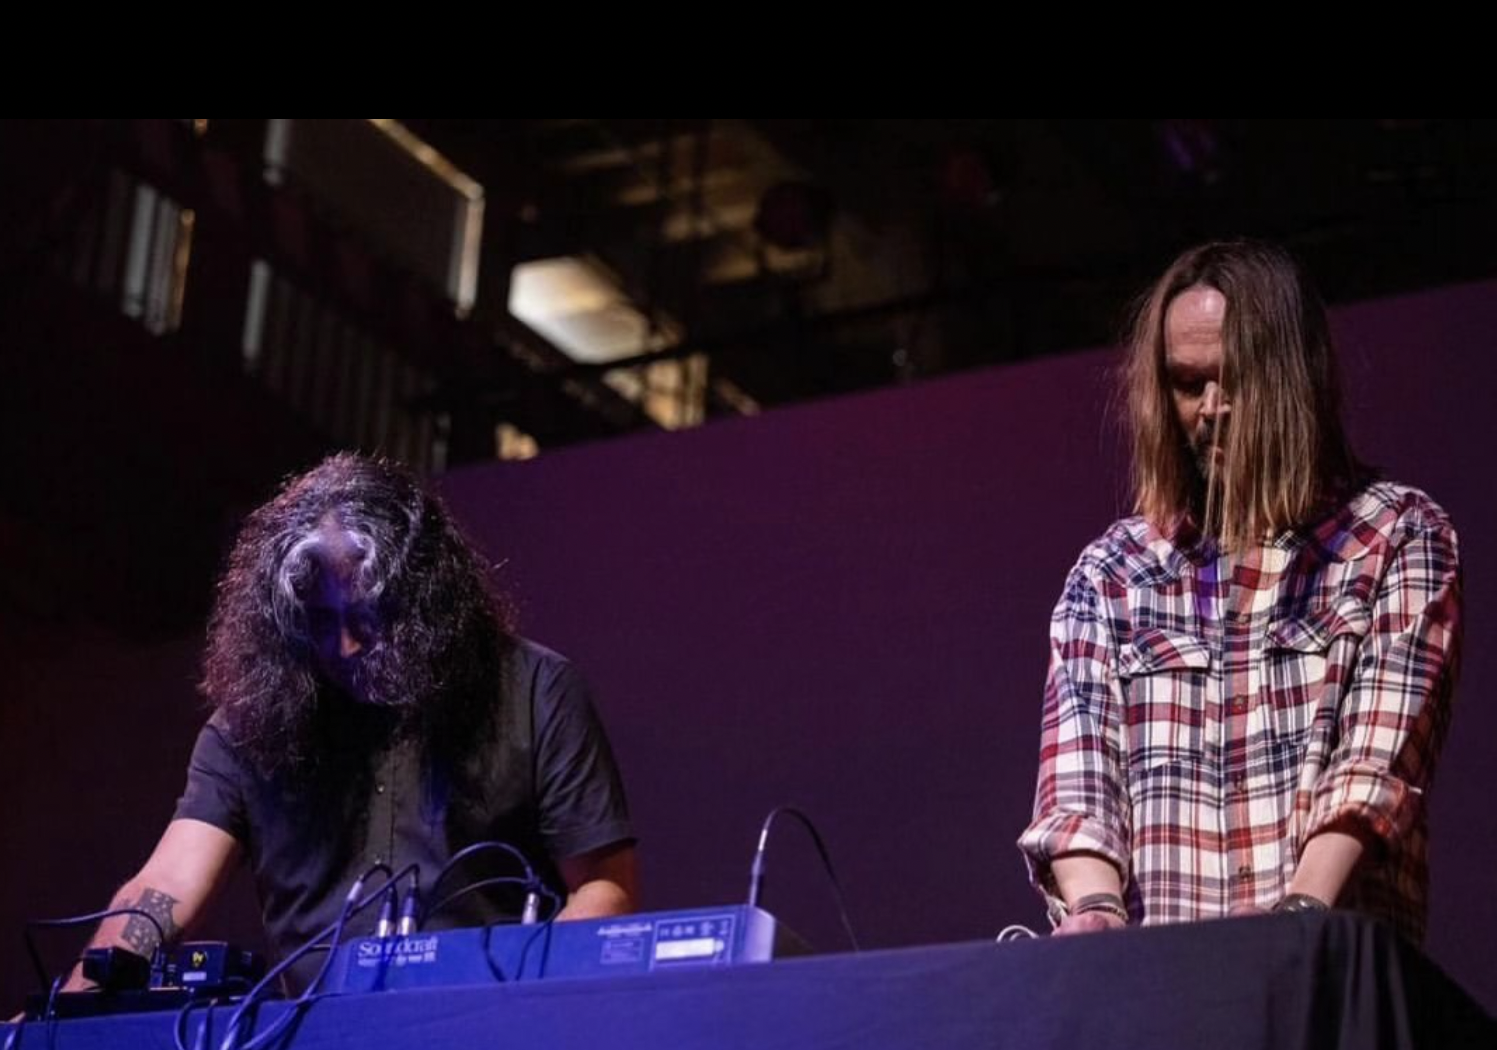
xmin=1119 ymin=627 xmax=1212 ymax=773
xmin=1264 ymin=598 xmax=1371 ymax=741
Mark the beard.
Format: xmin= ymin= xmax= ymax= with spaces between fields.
xmin=321 ymin=646 xmax=417 ymax=711
xmin=1189 ymin=419 xmax=1226 ymax=485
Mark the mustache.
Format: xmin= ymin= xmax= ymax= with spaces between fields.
xmin=1188 ymin=420 xmax=1228 ymax=485
xmin=321 ymin=648 xmax=416 ymax=709
xmin=1194 ymin=417 xmax=1225 ymax=448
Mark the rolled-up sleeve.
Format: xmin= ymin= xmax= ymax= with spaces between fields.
xmin=1018 ymin=560 xmax=1132 ymax=906
xmin=1306 ymin=507 xmax=1461 ymax=846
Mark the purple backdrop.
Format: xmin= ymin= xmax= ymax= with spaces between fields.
xmin=4 ymin=279 xmax=1493 ymax=1011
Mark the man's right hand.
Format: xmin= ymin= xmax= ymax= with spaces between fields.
xmin=69 ymin=819 xmax=241 ymax=989
xmin=60 ymin=969 xmax=98 ymax=994
xmin=1050 ymin=852 xmax=1128 ymax=935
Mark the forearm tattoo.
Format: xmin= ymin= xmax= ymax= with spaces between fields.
xmin=118 ymin=887 xmax=181 ymax=955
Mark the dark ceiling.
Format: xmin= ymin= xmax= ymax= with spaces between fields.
xmin=406 ymin=119 xmax=1497 ymax=412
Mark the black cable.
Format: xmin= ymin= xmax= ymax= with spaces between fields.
xmin=512 ymin=915 xmax=557 ymax=982
xmin=481 ymin=886 xmax=562 ymax=984
xmin=229 ymin=862 xmax=410 ymax=1050
xmin=217 ymin=862 xmax=414 ymax=1050
xmin=266 ymin=861 xmax=408 ymax=1042
xmin=746 ymin=804 xmax=861 ymax=951
xmin=171 ymin=987 xmax=255 ymax=1050
xmin=174 ymin=997 xmax=219 ymax=1050
xmin=173 ymin=998 xmax=199 ymax=1050
xmin=514 ymin=891 xmax=563 ymax=979
xmin=40 ymin=971 xmax=68 ymax=1023
xmin=373 ymin=886 xmax=398 ymax=938
xmin=42 ymin=972 xmax=65 ymax=1050
xmin=24 ymin=906 xmax=170 ymax=993
xmin=422 ymin=876 xmax=537 ymax=926
xmin=421 ymin=841 xmax=541 ymax=927
xmin=299 ymin=862 xmax=396 ymax=994
xmin=232 ymin=996 xmax=313 ymax=1050
xmin=191 ymin=1001 xmax=218 ymax=1050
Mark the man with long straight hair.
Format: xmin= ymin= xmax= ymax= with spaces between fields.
xmin=1019 ymin=240 xmax=1462 ymax=940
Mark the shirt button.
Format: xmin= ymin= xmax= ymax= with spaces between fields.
xmin=1236 ymin=865 xmax=1252 ymax=880
xmin=376 ymin=783 xmax=386 ymax=794
xmin=1230 ymin=697 xmax=1248 ymax=713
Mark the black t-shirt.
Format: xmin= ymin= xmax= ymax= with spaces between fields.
xmin=174 ymin=638 xmax=633 ymax=989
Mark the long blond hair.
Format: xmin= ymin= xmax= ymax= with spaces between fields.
xmin=1125 ymin=240 xmax=1361 ymax=549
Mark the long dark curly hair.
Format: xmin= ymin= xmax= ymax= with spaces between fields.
xmin=201 ymin=453 xmax=516 ymax=777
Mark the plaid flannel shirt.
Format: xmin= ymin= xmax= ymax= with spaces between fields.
xmin=1019 ymin=481 xmax=1461 ymax=942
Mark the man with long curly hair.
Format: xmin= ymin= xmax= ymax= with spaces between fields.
xmin=1019 ymin=240 xmax=1462 ymax=942
xmin=70 ymin=454 xmax=636 ymax=989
